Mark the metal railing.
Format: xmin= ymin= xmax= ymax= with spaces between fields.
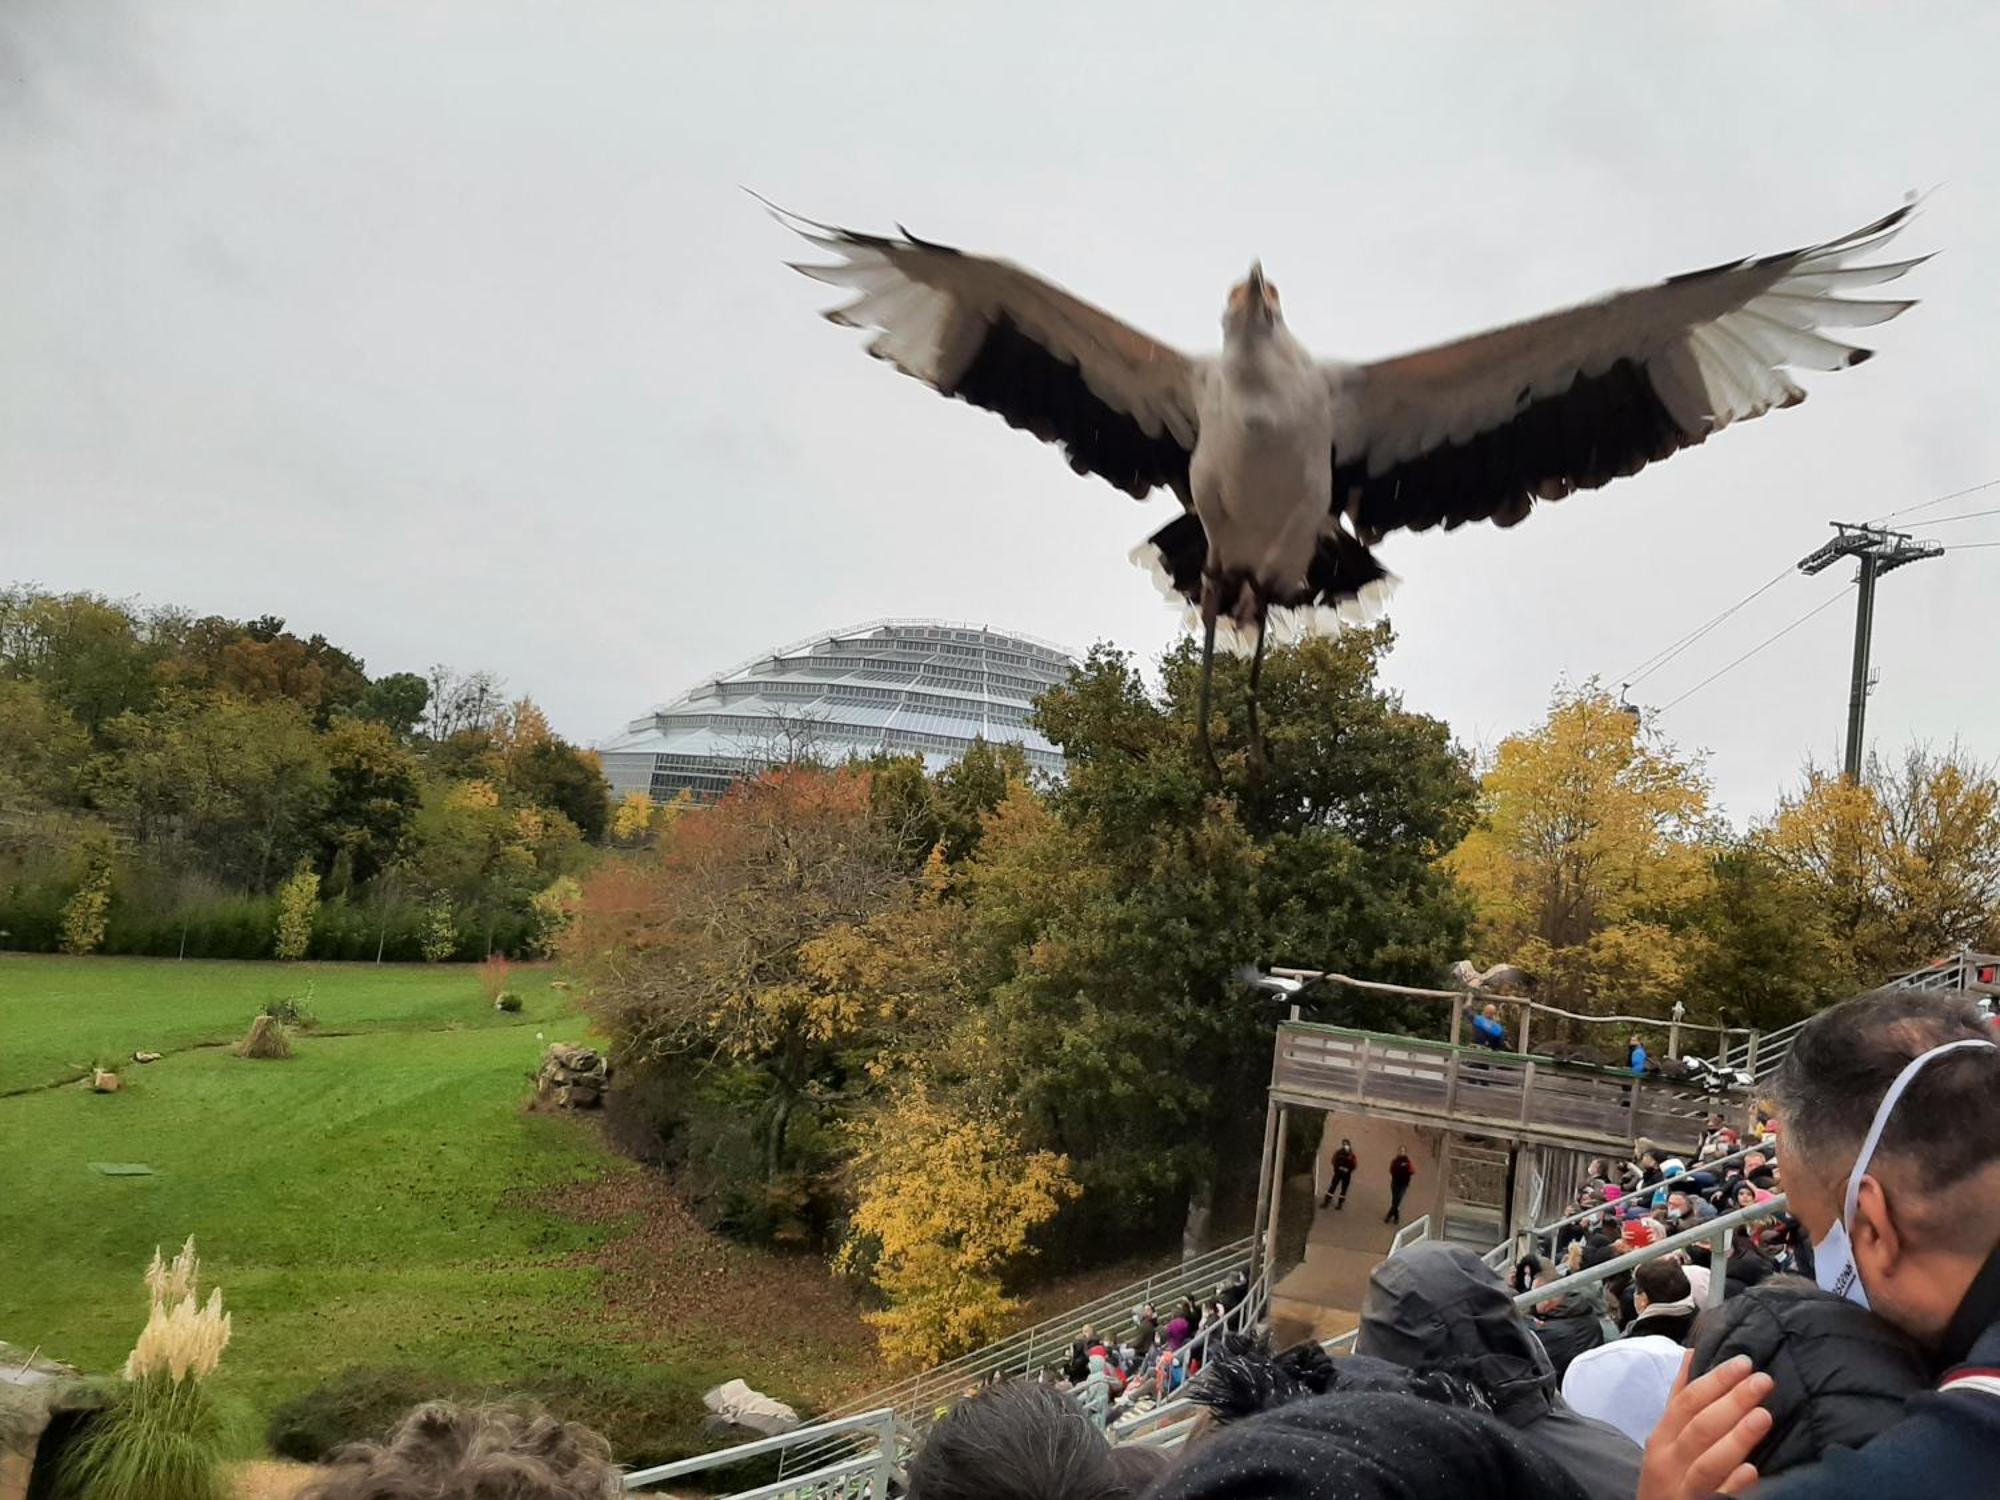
xmin=625 ymin=1408 xmax=906 ymax=1495
xmin=1316 ymin=1193 xmax=1789 ymax=1365
xmin=1105 ymin=1273 xmax=1269 ymax=1449
xmin=1388 ymin=1215 xmax=1432 ymax=1256
xmin=1720 ymin=950 xmax=2000 ymax=1082
xmin=1480 ymin=1138 xmax=1779 ymax=1270
xmin=779 ymin=1236 xmax=1258 ymax=1476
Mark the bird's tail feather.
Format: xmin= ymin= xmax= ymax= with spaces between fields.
xmin=1129 ymin=518 xmax=1398 ymax=655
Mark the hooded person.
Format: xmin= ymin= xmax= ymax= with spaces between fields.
xmin=1143 ymin=1390 xmax=1591 ymax=1500
xmin=1355 ymin=1241 xmax=1644 ymax=1498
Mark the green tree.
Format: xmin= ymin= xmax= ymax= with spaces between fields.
xmin=509 ymin=740 xmax=611 ymax=843
xmin=420 ymin=891 xmax=458 ymax=963
xmin=960 ymin=628 xmax=1477 ymax=1246
xmin=318 ymin=718 xmax=423 ymax=886
xmin=93 ymin=691 xmax=330 ymax=891
xmin=1683 ymin=842 xmax=1848 ymax=1031
xmin=353 ymin=672 xmax=430 ymax=738
xmin=0 ymin=588 xmax=161 ymax=737
xmin=0 ymin=678 xmax=91 ymax=807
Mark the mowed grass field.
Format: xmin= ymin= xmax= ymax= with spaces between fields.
xmin=0 ymin=955 xmax=874 ymax=1465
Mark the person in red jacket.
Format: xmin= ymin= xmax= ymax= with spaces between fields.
xmin=1385 ymin=1148 xmax=1415 ymax=1225
xmin=1321 ymin=1138 xmax=1359 ymax=1210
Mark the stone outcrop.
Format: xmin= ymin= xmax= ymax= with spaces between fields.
xmin=535 ymin=1044 xmax=609 ymax=1109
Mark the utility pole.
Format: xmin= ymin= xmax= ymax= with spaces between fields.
xmin=1796 ymin=523 xmax=1943 ymax=781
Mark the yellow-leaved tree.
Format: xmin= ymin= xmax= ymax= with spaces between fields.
xmin=1768 ymin=746 xmax=2000 ymax=980
xmin=841 ymin=1084 xmax=1079 ymax=1368
xmin=1448 ymin=685 xmax=1716 ymax=1014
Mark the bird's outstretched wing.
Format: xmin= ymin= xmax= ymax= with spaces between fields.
xmin=771 ymin=203 xmax=1201 ymax=502
xmin=1325 ymin=201 xmax=1926 ymax=542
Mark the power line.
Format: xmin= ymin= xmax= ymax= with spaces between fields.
xmin=1945 ymin=540 xmax=2000 ymax=552
xmin=1868 ymin=475 xmax=2000 ymax=524
xmin=1904 ymin=505 xmax=2000 ymax=529
xmin=1612 ymin=563 xmax=1794 ymax=689
xmin=1656 ymin=584 xmax=1855 ymax=714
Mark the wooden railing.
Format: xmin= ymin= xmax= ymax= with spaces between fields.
xmin=1272 ymin=1022 xmax=1713 ymax=1154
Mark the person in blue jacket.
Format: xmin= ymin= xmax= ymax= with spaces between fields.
xmin=1638 ymin=989 xmax=2000 ymax=1500
xmin=1628 ymin=1036 xmax=1650 ymax=1076
xmin=1471 ymin=1002 xmax=1509 ymax=1050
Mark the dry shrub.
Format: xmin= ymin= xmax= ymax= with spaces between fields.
xmin=238 ymin=1015 xmax=293 ymax=1060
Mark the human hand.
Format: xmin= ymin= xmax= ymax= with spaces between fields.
xmin=1638 ymin=1353 xmax=1773 ymax=1500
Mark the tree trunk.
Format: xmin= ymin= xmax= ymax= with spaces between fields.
xmin=766 ymin=1090 xmax=794 ymax=1183
xmin=1181 ymin=1176 xmax=1215 ymax=1260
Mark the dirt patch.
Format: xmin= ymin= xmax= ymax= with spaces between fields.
xmin=231 ymin=1460 xmax=323 ymax=1500
xmin=540 ymin=1168 xmax=877 ymax=1408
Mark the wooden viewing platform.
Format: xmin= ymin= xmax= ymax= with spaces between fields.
xmin=1270 ymin=1020 xmax=1718 ymax=1156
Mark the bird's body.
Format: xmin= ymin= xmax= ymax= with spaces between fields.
xmin=1192 ymin=317 xmax=1333 ymax=625
xmin=769 ymin=196 xmax=1925 ymax=770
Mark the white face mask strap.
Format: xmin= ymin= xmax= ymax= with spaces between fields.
xmin=1842 ymin=1038 xmax=1997 ymax=1226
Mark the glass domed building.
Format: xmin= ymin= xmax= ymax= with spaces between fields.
xmin=598 ymin=619 xmax=1079 ymax=804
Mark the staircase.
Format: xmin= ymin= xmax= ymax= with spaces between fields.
xmin=773 ymin=1236 xmax=1260 ymax=1478
xmin=1719 ymin=948 xmax=1999 ymax=1083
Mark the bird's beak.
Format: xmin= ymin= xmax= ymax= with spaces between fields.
xmin=1245 ymin=261 xmax=1266 ymax=297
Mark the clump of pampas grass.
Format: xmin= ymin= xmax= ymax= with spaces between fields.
xmin=59 ymin=1237 xmax=233 ymax=1500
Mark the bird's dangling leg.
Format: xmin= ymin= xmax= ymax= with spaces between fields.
xmin=1246 ymin=603 xmax=1270 ymax=777
xmin=1197 ymin=580 xmax=1222 ymax=781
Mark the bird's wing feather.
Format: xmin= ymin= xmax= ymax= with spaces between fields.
xmin=774 ymin=204 xmax=1202 ymax=502
xmin=1325 ymin=200 xmax=1926 ymax=542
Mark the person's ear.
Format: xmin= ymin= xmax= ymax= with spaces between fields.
xmin=1850 ymin=1174 xmax=1906 ymax=1282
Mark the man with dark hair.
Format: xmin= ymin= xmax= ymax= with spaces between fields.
xmin=297 ymin=1401 xmax=621 ymax=1500
xmin=1626 ymin=1260 xmax=1697 ymax=1345
xmin=1640 ymin=988 xmax=2000 ymax=1499
xmin=909 ymin=1381 xmax=1151 ymax=1500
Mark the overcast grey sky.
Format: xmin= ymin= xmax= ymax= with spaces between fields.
xmin=5 ymin=1 xmax=1996 ymax=820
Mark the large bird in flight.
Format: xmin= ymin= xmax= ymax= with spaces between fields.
xmin=772 ymin=198 xmax=1923 ymax=771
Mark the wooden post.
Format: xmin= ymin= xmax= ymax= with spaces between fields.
xmin=1519 ymin=1060 xmax=1536 ymax=1126
xmin=1449 ymin=993 xmax=1465 ymax=1049
xmin=1517 ymin=1004 xmax=1533 ymax=1057
xmin=1356 ymin=1037 xmax=1372 ymax=1103
xmin=1247 ymin=1099 xmax=1281 ymax=1289
xmin=1264 ymin=1105 xmax=1289 ymax=1280
xmin=1444 ymin=1047 xmax=1462 ymax=1116
xmin=1745 ymin=1031 xmax=1761 ymax=1079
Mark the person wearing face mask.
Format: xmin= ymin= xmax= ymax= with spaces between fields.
xmin=1637 ymin=989 xmax=2000 ymax=1500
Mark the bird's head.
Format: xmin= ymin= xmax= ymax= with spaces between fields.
xmin=1224 ymin=261 xmax=1282 ymax=337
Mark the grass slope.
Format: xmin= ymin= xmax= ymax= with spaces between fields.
xmin=0 ymin=956 xmax=873 ymax=1465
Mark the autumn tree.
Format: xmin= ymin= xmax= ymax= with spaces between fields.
xmin=570 ymin=766 xmax=921 ymax=1241
xmin=840 ymin=1085 xmax=1078 ymax=1366
xmin=1768 ymin=745 xmax=2000 ymax=980
xmin=1448 ymin=685 xmax=1716 ymax=1014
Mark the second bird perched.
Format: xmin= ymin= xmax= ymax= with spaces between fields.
xmin=769 ymin=195 xmax=1924 ymax=771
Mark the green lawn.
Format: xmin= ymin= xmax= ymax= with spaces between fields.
xmin=0 ymin=956 xmax=873 ymax=1466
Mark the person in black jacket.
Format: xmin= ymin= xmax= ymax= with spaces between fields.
xmin=1639 ymin=990 xmax=2000 ymax=1500
xmin=1685 ymin=1280 xmax=1929 ymax=1478
xmin=1532 ymin=1271 xmax=1610 ymax=1380
xmin=1625 ymin=1260 xmax=1700 ymax=1346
